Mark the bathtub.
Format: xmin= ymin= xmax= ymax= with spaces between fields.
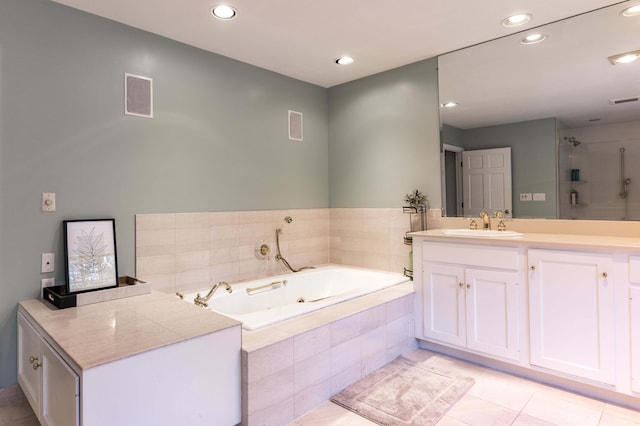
xmin=180 ymin=265 xmax=409 ymax=330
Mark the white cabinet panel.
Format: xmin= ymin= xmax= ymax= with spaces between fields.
xmin=18 ymin=312 xmax=79 ymax=426
xmin=41 ymin=340 xmax=79 ymax=426
xmin=631 ymin=287 xmax=640 ymax=393
xmin=465 ymin=268 xmax=519 ymax=360
xmin=17 ymin=313 xmax=41 ymax=416
xmin=423 ymin=263 xmax=466 ymax=347
xmin=422 ymin=260 xmax=520 ymax=361
xmin=529 ymin=249 xmax=615 ymax=384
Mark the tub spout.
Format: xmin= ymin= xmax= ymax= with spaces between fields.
xmin=194 ymin=281 xmax=232 ymax=308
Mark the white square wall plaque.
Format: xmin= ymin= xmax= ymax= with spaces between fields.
xmin=125 ymin=73 xmax=153 ymax=118
xmin=288 ymin=110 xmax=303 ymax=141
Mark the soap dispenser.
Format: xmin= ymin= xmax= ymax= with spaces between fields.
xmin=570 ymin=189 xmax=578 ymax=206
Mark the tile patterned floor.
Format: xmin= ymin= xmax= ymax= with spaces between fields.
xmin=291 ymin=349 xmax=640 ymax=426
xmin=2 ymin=348 xmax=639 ymax=425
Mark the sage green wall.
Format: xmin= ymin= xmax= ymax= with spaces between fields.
xmin=328 ymin=59 xmax=441 ymax=208
xmin=461 ymin=118 xmax=558 ymax=218
xmin=0 ymin=0 xmax=328 ymax=387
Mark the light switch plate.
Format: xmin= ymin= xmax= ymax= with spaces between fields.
xmin=41 ymin=278 xmax=55 ymax=288
xmin=533 ymin=193 xmax=546 ymax=201
xmin=42 ymin=193 xmax=56 ymax=212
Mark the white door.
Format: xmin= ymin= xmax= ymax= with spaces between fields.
xmin=528 ymin=249 xmax=615 ymax=384
xmin=465 ymin=268 xmax=520 ymax=361
xmin=462 ymin=147 xmax=512 ymax=218
xmin=422 ymin=262 xmax=466 ymax=347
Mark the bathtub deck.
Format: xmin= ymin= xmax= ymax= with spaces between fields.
xmin=241 ymin=280 xmax=416 ymax=425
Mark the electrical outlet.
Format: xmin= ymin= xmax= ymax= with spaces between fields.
xmin=519 ymin=193 xmax=532 ymax=201
xmin=41 ymin=278 xmax=55 ymax=288
xmin=41 ymin=253 xmax=55 ymax=273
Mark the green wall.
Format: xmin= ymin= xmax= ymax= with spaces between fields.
xmin=0 ymin=0 xmax=442 ymax=388
xmin=0 ymin=0 xmax=329 ymax=387
xmin=443 ymin=118 xmax=558 ymax=218
xmin=328 ymin=59 xmax=441 ymax=208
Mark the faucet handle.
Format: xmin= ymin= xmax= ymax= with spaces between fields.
xmin=497 ymin=220 xmax=507 ymax=231
xmin=493 ymin=210 xmax=504 ymax=219
xmin=469 ymin=219 xmax=478 ymax=230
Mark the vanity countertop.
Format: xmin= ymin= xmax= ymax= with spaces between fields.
xmin=411 ymin=229 xmax=640 ymax=252
xmin=19 ymin=292 xmax=240 ymax=370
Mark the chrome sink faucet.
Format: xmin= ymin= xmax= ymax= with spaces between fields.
xmin=479 ymin=211 xmax=491 ymax=230
xmin=493 ymin=210 xmax=506 ymax=231
xmin=194 ymin=281 xmax=232 ymax=308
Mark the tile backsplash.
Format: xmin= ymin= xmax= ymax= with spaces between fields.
xmin=136 ymin=208 xmax=421 ymax=293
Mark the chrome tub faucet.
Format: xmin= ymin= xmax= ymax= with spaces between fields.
xmin=194 ymin=281 xmax=232 ymax=308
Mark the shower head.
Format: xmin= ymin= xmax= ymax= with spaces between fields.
xmin=564 ymin=136 xmax=581 ymax=147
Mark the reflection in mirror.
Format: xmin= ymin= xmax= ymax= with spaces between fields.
xmin=438 ymin=1 xmax=640 ymax=220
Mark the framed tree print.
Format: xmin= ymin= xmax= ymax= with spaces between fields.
xmin=63 ymin=219 xmax=118 ymax=294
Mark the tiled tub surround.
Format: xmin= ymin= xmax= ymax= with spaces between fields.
xmin=136 ymin=209 xmax=331 ymax=294
xmin=241 ymin=281 xmax=416 ymax=425
xmin=136 ymin=208 xmax=424 ymax=294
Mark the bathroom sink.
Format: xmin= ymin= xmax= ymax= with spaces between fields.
xmin=441 ymin=229 xmax=523 ymax=238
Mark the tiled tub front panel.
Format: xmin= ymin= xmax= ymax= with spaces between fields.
xmin=241 ymin=283 xmax=416 ymax=425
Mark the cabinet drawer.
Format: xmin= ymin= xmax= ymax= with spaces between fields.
xmin=422 ymin=241 xmax=518 ymax=270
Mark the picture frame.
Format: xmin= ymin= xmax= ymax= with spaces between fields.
xmin=63 ymin=219 xmax=118 ymax=294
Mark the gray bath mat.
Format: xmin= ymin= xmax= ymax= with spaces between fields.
xmin=331 ymin=355 xmax=474 ymax=425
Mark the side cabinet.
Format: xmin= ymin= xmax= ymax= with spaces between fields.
xmin=528 ymin=249 xmax=615 ymax=384
xmin=17 ymin=312 xmax=79 ymax=426
xmin=421 ymin=242 xmax=521 ymax=361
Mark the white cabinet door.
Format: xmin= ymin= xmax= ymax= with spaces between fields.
xmin=17 ymin=312 xmax=41 ymax=418
xmin=422 ymin=263 xmax=520 ymax=360
xmin=422 ymin=262 xmax=466 ymax=347
xmin=41 ymin=340 xmax=79 ymax=426
xmin=17 ymin=312 xmax=79 ymax=426
xmin=465 ymin=268 xmax=519 ymax=361
xmin=631 ymin=287 xmax=640 ymax=393
xmin=529 ymin=249 xmax=615 ymax=384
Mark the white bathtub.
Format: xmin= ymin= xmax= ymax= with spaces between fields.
xmin=181 ymin=265 xmax=409 ymax=330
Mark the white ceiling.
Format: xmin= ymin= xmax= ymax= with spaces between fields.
xmin=439 ymin=1 xmax=640 ymax=129
xmin=51 ymin=0 xmax=624 ymax=88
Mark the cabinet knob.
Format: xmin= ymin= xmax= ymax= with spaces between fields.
xmin=458 ymin=282 xmax=463 ymax=288
xmin=32 ymin=361 xmax=41 ymax=370
xmin=466 ymin=284 xmax=471 ymax=289
xmin=530 ymin=266 xmax=536 ymax=271
xmin=28 ymin=356 xmax=37 ymax=365
xmin=602 ymin=272 xmax=608 ymax=278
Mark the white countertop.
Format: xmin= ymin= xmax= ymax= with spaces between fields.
xmin=19 ymin=292 xmax=240 ymax=370
xmin=411 ymin=229 xmax=640 ymax=252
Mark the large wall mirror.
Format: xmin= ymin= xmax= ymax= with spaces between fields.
xmin=439 ymin=1 xmax=640 ymax=220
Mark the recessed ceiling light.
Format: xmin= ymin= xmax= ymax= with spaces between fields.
xmin=608 ymin=50 xmax=640 ymax=65
xmin=212 ymin=5 xmax=237 ymax=20
xmin=520 ymin=33 xmax=548 ymax=45
xmin=441 ymin=102 xmax=458 ymax=108
xmin=621 ymin=4 xmax=640 ymax=17
xmin=335 ymin=56 xmax=354 ymax=65
xmin=501 ymin=13 xmax=532 ymax=27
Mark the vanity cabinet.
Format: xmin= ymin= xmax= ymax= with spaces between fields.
xmin=420 ymin=242 xmax=520 ymax=361
xmin=18 ymin=294 xmax=242 ymax=426
xmin=528 ymin=249 xmax=616 ymax=384
xmin=17 ymin=312 xmax=79 ymax=426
